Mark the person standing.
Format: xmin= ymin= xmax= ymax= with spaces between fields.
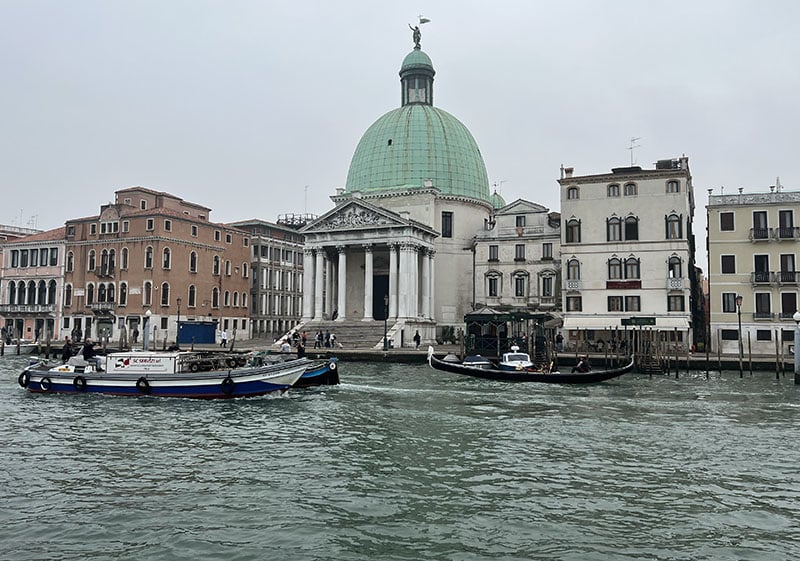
xmin=413 ymin=330 xmax=421 ymax=350
xmin=220 ymin=329 xmax=227 ymax=348
xmin=556 ymin=333 xmax=564 ymax=352
xmin=324 ymin=330 xmax=331 ymax=348
xmin=61 ymin=337 xmax=73 ymax=363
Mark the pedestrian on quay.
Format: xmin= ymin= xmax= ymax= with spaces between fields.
xmin=413 ymin=330 xmax=421 ymax=350
xmin=220 ymin=329 xmax=227 ymax=348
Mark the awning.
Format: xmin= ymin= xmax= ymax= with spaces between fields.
xmin=563 ymin=317 xmax=621 ymax=330
xmin=654 ymin=317 xmax=691 ymax=329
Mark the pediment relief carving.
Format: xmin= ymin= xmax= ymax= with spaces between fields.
xmin=315 ymin=205 xmax=397 ymax=231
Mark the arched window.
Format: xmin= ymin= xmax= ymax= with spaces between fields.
xmin=241 ymin=293 xmax=247 ymax=308
xmin=189 ymin=251 xmax=198 ymax=273
xmin=624 ymin=216 xmax=639 ymax=240
xmin=16 ymin=281 xmax=25 ymax=304
xmin=64 ymin=284 xmax=72 ymax=307
xmin=666 ymin=180 xmax=680 ymax=193
xmin=224 ymin=290 xmax=230 ymax=306
xmin=188 ymin=285 xmax=196 ymax=307
xmin=625 ymin=257 xmax=640 ymax=279
xmin=242 ymin=263 xmax=248 ymax=278
xmin=109 ymin=249 xmax=116 ymax=272
xmin=608 ymin=258 xmax=622 ymax=279
xmin=607 ymin=183 xmax=620 ymax=197
xmin=121 ymin=247 xmax=129 ymax=270
xmin=8 ymin=281 xmax=16 ymax=304
xmin=98 ymin=283 xmax=106 ymax=302
xmin=624 ymin=182 xmax=638 ymax=196
xmin=567 ymin=259 xmax=581 ymax=280
xmin=143 ymin=281 xmax=152 ymax=306
xmin=37 ymin=280 xmax=46 ymax=304
xmin=100 ymin=249 xmax=109 ymax=275
xmin=161 ymin=282 xmax=170 ymax=306
xmin=163 ymin=248 xmax=171 ymax=270
xmin=66 ymin=251 xmax=74 ymax=272
xmin=27 ymin=281 xmax=36 ymax=305
xmin=567 ymin=186 xmax=580 ymax=200
xmin=87 ymin=283 xmax=95 ymax=305
xmin=225 ymin=260 xmax=232 ymax=276
xmin=513 ymin=273 xmax=527 ymax=298
xmin=107 ymin=283 xmax=115 ymax=302
xmin=668 ymin=256 xmax=682 ymax=278
xmin=233 ymin=292 xmax=239 ymax=307
xmin=666 ymin=213 xmax=682 ymax=239
xmin=88 ymin=250 xmax=96 ymax=271
xmin=212 ymin=287 xmax=219 ymax=308
xmin=566 ymin=219 xmax=581 ymax=243
xmin=145 ymin=246 xmax=153 ymax=269
xmin=607 ymin=217 xmax=622 ymax=241
xmin=213 ymin=255 xmax=220 ymax=275
xmin=119 ymin=282 xmax=127 ymax=306
xmin=486 ymin=273 xmax=501 ymax=297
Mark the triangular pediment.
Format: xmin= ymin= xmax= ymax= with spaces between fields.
xmin=496 ymin=198 xmax=549 ymax=215
xmin=302 ymin=199 xmax=413 ymax=233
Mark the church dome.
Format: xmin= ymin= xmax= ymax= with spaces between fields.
xmin=345 ymin=46 xmax=490 ymax=203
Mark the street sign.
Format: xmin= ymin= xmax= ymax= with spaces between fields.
xmin=621 ymin=317 xmax=656 ymax=326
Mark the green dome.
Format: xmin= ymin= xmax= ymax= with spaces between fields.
xmin=401 ymin=49 xmax=433 ymax=72
xmin=345 ymin=104 xmax=490 ymax=201
xmin=490 ymin=191 xmax=506 ymax=209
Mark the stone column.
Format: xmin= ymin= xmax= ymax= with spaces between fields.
xmin=389 ymin=243 xmax=398 ymax=319
xmin=363 ymin=244 xmax=373 ymax=320
xmin=421 ymin=247 xmax=431 ymax=319
xmin=336 ymin=245 xmax=347 ymax=320
xmin=398 ymin=243 xmax=412 ymax=318
xmin=408 ymin=244 xmax=419 ymax=317
xmin=313 ymin=248 xmax=324 ymax=320
xmin=428 ymin=250 xmax=436 ymax=321
xmin=302 ymin=248 xmax=314 ymax=321
xmin=325 ymin=255 xmax=334 ymax=319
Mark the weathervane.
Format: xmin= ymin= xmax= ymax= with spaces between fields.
xmin=409 ymin=15 xmax=430 ymax=49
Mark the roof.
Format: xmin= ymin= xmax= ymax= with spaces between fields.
xmin=1 ymin=226 xmax=66 ymax=245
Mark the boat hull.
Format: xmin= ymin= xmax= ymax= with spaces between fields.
xmin=294 ymin=358 xmax=340 ymax=388
xmin=19 ymin=358 xmax=309 ymax=399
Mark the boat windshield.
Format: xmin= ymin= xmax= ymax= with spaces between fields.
xmin=505 ymin=353 xmax=529 ymax=362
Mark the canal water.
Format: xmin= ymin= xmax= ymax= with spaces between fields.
xmin=1 ymin=355 xmax=798 ymax=561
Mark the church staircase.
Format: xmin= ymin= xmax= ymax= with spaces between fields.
xmin=298 ymin=319 xmax=398 ymax=350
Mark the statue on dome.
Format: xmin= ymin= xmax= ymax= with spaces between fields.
xmin=409 ymin=24 xmax=421 ymax=49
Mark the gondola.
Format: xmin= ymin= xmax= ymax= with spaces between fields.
xmin=427 ymin=346 xmax=635 ymax=384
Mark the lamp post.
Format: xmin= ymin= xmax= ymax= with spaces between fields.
xmin=176 ymin=297 xmax=182 ymax=348
xmin=736 ymin=295 xmax=743 ymax=377
xmin=143 ymin=309 xmax=152 ymax=351
xmin=793 ymin=311 xmax=800 ymax=385
xmin=383 ymin=294 xmax=389 ymax=351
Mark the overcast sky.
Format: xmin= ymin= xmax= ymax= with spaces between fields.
xmin=2 ymin=0 xmax=798 ymax=268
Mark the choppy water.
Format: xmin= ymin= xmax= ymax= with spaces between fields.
xmin=1 ymin=354 xmax=799 ymax=561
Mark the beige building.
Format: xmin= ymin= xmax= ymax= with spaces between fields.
xmin=707 ymin=185 xmax=799 ymax=355
xmin=62 ymin=187 xmax=251 ymax=344
xmin=558 ymin=157 xmax=698 ymax=351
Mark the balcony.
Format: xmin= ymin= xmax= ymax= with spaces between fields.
xmin=0 ymin=304 xmax=55 ymax=314
xmin=89 ymin=302 xmax=117 ymax=313
xmin=749 ymin=227 xmax=772 ymax=241
xmin=775 ymin=226 xmax=800 ymax=240
xmin=96 ymin=266 xmax=116 ymax=278
xmin=566 ymin=279 xmax=581 ymax=291
xmin=750 ymin=271 xmax=773 ymax=284
xmin=777 ymin=271 xmax=799 ymax=284
xmin=667 ymin=277 xmax=684 ymax=290
xmin=779 ymin=312 xmax=796 ymax=320
xmin=753 ymin=312 xmax=774 ymax=321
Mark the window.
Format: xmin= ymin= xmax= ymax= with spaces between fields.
xmin=162 ymin=248 xmax=171 ymax=270
xmin=225 ymin=260 xmax=232 ymax=276
xmin=146 ymin=219 xmax=154 ymax=231
xmin=755 ymin=293 xmax=771 ymax=316
xmin=119 ymin=283 xmax=127 ymax=306
xmin=668 ymin=256 xmax=682 ymax=279
xmin=608 ymin=258 xmax=622 ymax=279
xmin=721 ymin=255 xmax=736 ymax=274
xmin=233 ymin=292 xmax=239 ymax=307
xmin=30 ymin=249 xmax=39 ymax=267
xmin=565 ymin=219 xmax=581 ymax=243
xmin=87 ymin=283 xmax=94 ymax=304
xmin=666 ymin=180 xmax=680 ymax=193
xmin=121 ymin=248 xmax=129 ymax=270
xmin=161 ymin=282 xmax=170 ymax=306
xmin=488 ymin=245 xmax=498 ymax=261
xmin=164 ymin=219 xmax=172 ymax=232
xmin=625 ymin=296 xmax=641 ymax=311
xmin=191 ymin=225 xmax=198 ymax=237
xmin=515 ymin=215 xmax=526 ymax=227
xmin=567 ymin=259 xmax=580 ymax=280
xmin=67 ymin=225 xmax=75 ymax=236
xmin=566 ymin=296 xmax=582 ymax=311
xmin=145 ymin=246 xmax=153 ymax=269
xmin=188 ymin=285 xmax=196 ymax=307
xmin=607 ymin=184 xmax=620 ymax=197
xmin=625 ymin=257 xmax=640 ymax=279
xmin=752 ymin=211 xmax=768 ymax=239
xmin=122 ymin=220 xmax=130 ymax=233
xmin=754 ymin=254 xmax=770 ymax=282
xmin=781 ymin=292 xmax=797 ymax=317
xmin=515 ymin=244 xmax=525 ymax=261
xmin=720 ymin=329 xmax=738 ymax=340
xmin=20 ymin=250 xmax=29 ymax=267
xmin=190 ymin=251 xmax=198 ymax=273
xmin=90 ymin=224 xmax=97 ymax=235
xmin=226 ymin=233 xmax=232 ymax=244
xmin=242 ymin=293 xmax=248 ymax=308
xmin=243 ymin=238 xmax=249 ymax=247
xmin=607 ymin=217 xmax=622 ymax=241
xmin=488 ymin=275 xmax=499 ymax=297
xmin=160 ymin=317 xmax=168 ymax=330
xmin=50 ymin=248 xmax=58 ymax=266
xmin=66 ymin=252 xmax=74 ymax=272
xmin=624 ymin=183 xmax=637 ymax=196
xmin=212 ymin=287 xmax=219 ymax=308
xmin=608 ymin=296 xmax=623 ymax=311
xmin=624 ymin=216 xmax=639 ymax=240
xmin=242 ymin=263 xmax=249 ymax=278
xmin=98 ymin=283 xmax=106 ymax=302
xmin=542 ymin=276 xmax=553 ymax=297
xmin=666 ymin=214 xmax=682 ymax=239
xmin=542 ymin=243 xmax=552 ymax=260
xmin=756 ymin=330 xmax=772 ymax=341
xmin=668 ymin=295 xmax=685 ymax=311
xmin=143 ymin=282 xmax=152 ymax=306
xmin=778 ymin=210 xmax=794 ymax=238
xmin=441 ymin=211 xmax=453 ymax=238
xmin=11 ymin=250 xmax=19 ymax=268
xmin=719 ymin=212 xmax=734 ymax=231
xmin=515 ymin=275 xmax=525 ymax=297
xmin=88 ymin=250 xmax=96 ymax=271
xmin=214 ymin=230 xmax=221 ymax=241
xmin=64 ymin=284 xmax=72 ymax=307
xmin=722 ymin=292 xmax=738 ymax=313
xmin=140 ymin=199 xmax=147 ymax=210
xmin=567 ymin=187 xmax=579 ymax=200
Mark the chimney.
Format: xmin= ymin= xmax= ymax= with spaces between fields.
xmin=564 ymin=167 xmax=574 ymax=178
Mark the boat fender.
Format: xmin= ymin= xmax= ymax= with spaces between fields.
xmin=73 ymin=376 xmax=87 ymax=392
xmin=328 ymin=360 xmax=337 ymax=370
xmin=516 ymin=364 xmax=523 ymax=371
xmin=221 ymin=376 xmax=235 ymax=395
xmin=227 ymin=358 xmax=237 ymax=368
xmin=40 ymin=377 xmax=52 ymax=391
xmin=18 ymin=371 xmax=30 ymax=388
xmin=136 ymin=377 xmax=151 ymax=395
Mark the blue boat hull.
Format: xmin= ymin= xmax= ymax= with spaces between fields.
xmin=294 ymin=358 xmax=340 ymax=388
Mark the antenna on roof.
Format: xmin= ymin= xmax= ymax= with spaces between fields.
xmin=628 ymin=137 xmax=642 ymax=166
xmin=493 ymin=180 xmax=507 ymax=194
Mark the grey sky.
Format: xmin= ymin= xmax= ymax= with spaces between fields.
xmin=2 ymin=0 xmax=798 ymax=269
